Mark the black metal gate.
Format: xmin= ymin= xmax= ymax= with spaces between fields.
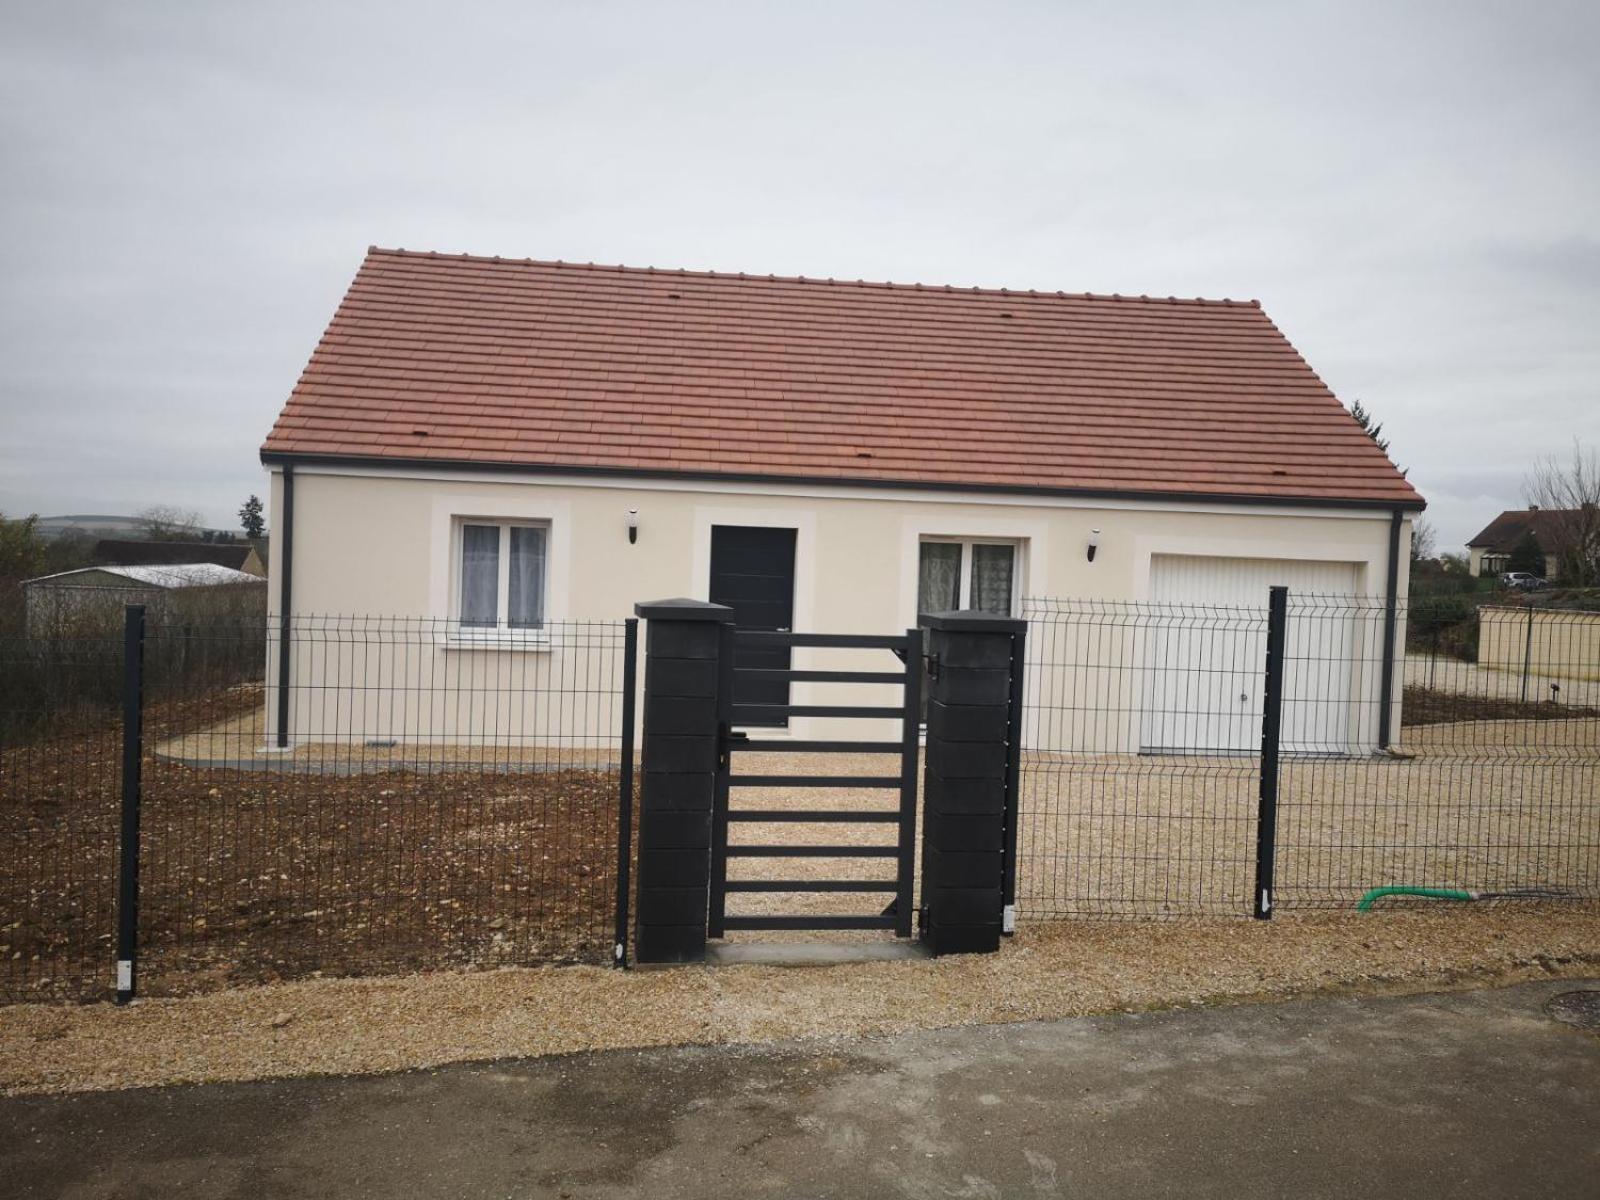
xmin=709 ymin=627 xmax=923 ymax=936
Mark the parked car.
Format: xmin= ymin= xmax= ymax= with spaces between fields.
xmin=1500 ymin=571 xmax=1550 ymax=591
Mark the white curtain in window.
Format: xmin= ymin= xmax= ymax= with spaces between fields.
xmin=918 ymin=542 xmax=963 ymax=617
xmin=508 ymin=526 xmax=547 ymax=628
xmin=971 ymin=543 xmax=1015 ymax=614
xmin=461 ymin=524 xmax=500 ymax=626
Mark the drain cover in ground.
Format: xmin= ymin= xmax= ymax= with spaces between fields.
xmin=1545 ymin=991 xmax=1600 ymax=1030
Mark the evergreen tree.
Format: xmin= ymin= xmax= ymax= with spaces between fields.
xmin=1348 ymin=400 xmax=1390 ymax=454
xmin=239 ymin=494 xmax=265 ymax=540
xmin=1506 ymin=531 xmax=1545 ymax=576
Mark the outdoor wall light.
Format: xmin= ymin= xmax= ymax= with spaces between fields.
xmin=626 ymin=509 xmax=639 ymax=544
xmin=1087 ymin=528 xmax=1100 ymax=563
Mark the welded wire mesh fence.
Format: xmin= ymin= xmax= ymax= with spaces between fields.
xmin=1017 ymin=599 xmax=1264 ymax=916
xmin=2 ymin=612 xmax=633 ymax=1003
xmin=1276 ymin=596 xmax=1599 ymax=909
xmin=0 ymin=626 xmax=125 ymax=1004
xmin=5 ymin=590 xmax=1594 ymax=1000
xmin=1017 ymin=594 xmax=1599 ymax=918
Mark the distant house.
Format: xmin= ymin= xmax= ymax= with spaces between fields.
xmin=22 ymin=563 xmax=266 ymax=636
xmin=93 ymin=540 xmax=266 ymax=577
xmin=1466 ymin=508 xmax=1572 ymax=579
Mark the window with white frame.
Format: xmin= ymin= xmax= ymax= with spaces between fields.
xmin=456 ymin=520 xmax=548 ymax=632
xmin=917 ymin=537 xmax=1020 ymax=618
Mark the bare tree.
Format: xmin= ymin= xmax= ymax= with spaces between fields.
xmin=1524 ymin=439 xmax=1600 ymax=586
xmin=0 ymin=512 xmax=47 ymax=581
xmin=1409 ymin=516 xmax=1437 ymax=562
xmin=136 ymin=504 xmax=205 ymax=541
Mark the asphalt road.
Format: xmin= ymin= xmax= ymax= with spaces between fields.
xmin=5 ymin=979 xmax=1598 ymax=1198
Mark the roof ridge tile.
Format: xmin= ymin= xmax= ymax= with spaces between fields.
xmin=364 ymin=245 xmax=1262 ymax=307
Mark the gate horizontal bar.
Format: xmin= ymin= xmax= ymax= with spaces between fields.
xmin=720 ymin=915 xmax=898 ymax=930
xmin=732 ymin=704 xmax=905 ymax=720
xmin=724 ymin=879 xmax=898 ymax=892
xmin=727 ymin=809 xmax=902 ymax=823
xmin=734 ymin=632 xmax=910 ymax=650
xmin=733 ymin=740 xmax=903 ymax=754
xmin=736 ymin=668 xmax=906 ymax=684
xmin=726 ymin=845 xmax=901 ymax=857
xmin=729 ymin=775 xmax=902 ymax=788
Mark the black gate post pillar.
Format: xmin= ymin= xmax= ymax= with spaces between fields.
xmin=633 ymin=598 xmax=733 ymax=964
xmin=920 ymin=610 xmax=1027 ymax=956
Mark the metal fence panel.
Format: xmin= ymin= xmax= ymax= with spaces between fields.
xmin=1275 ymin=596 xmax=1599 ymax=909
xmin=1017 ymin=594 xmax=1599 ymax=919
xmin=1016 ymin=598 xmax=1267 ymax=917
xmin=1 ymin=627 xmax=125 ymax=1002
xmin=2 ymin=612 xmax=634 ymax=1002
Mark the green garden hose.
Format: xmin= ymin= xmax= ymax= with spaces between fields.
xmin=1357 ymin=886 xmax=1476 ymax=911
xmin=1357 ymin=885 xmax=1575 ymax=911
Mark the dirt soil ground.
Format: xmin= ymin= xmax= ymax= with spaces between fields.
xmin=2 ymin=699 xmax=622 ymax=1003
xmin=2 ymin=907 xmax=1597 ymax=1097
xmin=6 ymin=689 xmax=1596 ymax=1002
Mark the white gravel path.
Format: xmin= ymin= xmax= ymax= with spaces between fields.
xmin=1406 ymin=654 xmax=1600 ymax=706
xmin=5 ymin=908 xmax=1596 ymax=1097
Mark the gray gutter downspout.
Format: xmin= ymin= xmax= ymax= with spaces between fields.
xmin=275 ymin=463 xmax=295 ymax=748
xmin=1377 ymin=507 xmax=1403 ymax=750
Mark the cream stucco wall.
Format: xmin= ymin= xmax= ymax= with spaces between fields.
xmin=1479 ymin=605 xmax=1600 ymax=683
xmin=263 ymin=464 xmax=1411 ymax=750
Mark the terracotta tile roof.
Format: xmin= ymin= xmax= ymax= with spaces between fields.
xmin=262 ymin=248 xmax=1423 ymax=508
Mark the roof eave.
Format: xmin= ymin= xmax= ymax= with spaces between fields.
xmin=260 ymin=449 xmax=1427 ymax=513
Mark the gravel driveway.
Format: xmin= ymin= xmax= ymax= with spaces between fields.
xmin=1406 ymin=653 xmax=1600 ymax=706
xmin=4 ymin=910 xmax=1597 ymax=1098
xmin=724 ymin=715 xmax=1598 ymax=926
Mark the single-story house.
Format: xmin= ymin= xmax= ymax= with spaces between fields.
xmin=23 ymin=563 xmax=267 ymax=636
xmin=1466 ymin=508 xmax=1590 ymax=580
xmin=260 ymin=248 xmax=1422 ymax=753
xmin=94 ymin=539 xmax=266 ymax=577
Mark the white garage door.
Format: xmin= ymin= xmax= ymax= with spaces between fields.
xmin=1142 ymin=555 xmax=1360 ymax=754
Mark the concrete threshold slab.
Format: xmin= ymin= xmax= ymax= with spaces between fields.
xmin=706 ymin=940 xmax=931 ymax=967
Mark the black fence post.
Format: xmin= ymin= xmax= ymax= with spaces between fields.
xmin=894 ymin=626 xmax=923 ymax=939
xmin=706 ymin=619 xmax=738 ymax=940
xmin=612 ymin=617 xmax=639 ymax=968
xmin=1377 ymin=508 xmax=1401 ymax=750
xmin=1254 ymin=585 xmax=1288 ymax=920
xmin=1521 ymin=602 xmax=1535 ymax=703
xmin=1001 ymin=619 xmax=1027 ymax=934
xmin=920 ymin=610 xmax=1027 ymax=956
xmin=632 ymin=598 xmax=732 ymax=964
xmin=274 ymin=462 xmax=294 ymax=748
xmin=115 ymin=604 xmax=146 ymax=1003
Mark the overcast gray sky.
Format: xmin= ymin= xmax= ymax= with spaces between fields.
xmin=2 ymin=1 xmax=1596 ymax=552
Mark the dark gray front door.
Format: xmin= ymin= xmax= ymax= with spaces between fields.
xmin=709 ymin=525 xmax=797 ymax=726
